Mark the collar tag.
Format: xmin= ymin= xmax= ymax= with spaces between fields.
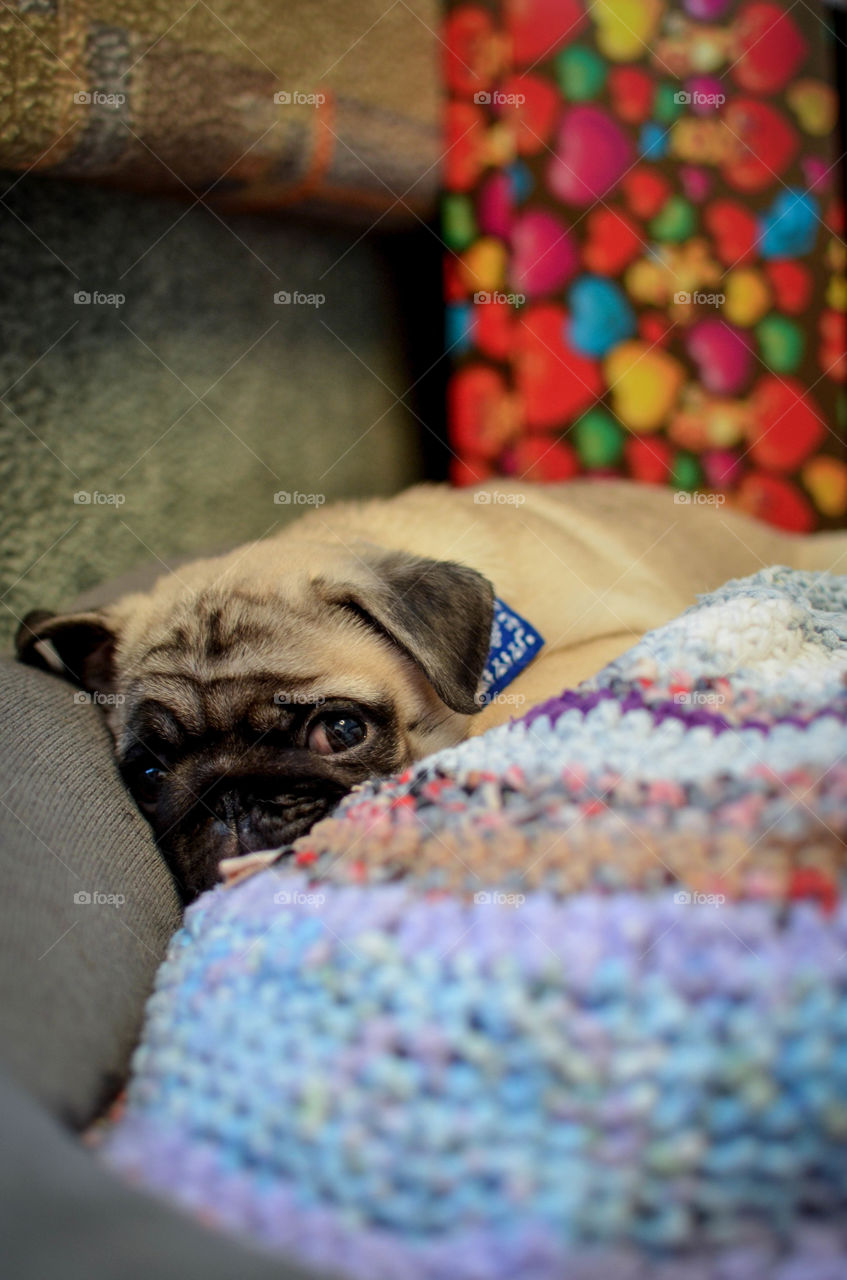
xmin=478 ymin=597 xmax=545 ymax=705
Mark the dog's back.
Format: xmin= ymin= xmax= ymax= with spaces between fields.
xmin=292 ymin=479 xmax=847 ymax=649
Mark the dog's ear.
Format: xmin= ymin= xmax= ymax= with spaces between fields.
xmin=15 ymin=609 xmax=117 ymax=693
xmin=327 ymin=551 xmax=495 ymax=715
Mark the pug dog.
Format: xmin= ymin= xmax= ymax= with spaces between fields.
xmin=16 ymin=480 xmax=846 ymax=898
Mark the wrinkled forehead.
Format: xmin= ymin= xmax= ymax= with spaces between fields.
xmin=111 ymin=585 xmax=416 ymax=744
xmin=132 ymin=589 xmax=324 ymax=678
xmin=123 ymin=674 xmax=310 ymax=744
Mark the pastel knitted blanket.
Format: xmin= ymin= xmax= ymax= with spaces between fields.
xmin=102 ymin=568 xmax=847 ymax=1279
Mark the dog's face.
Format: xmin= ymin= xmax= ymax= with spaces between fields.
xmin=17 ymin=542 xmax=494 ymax=898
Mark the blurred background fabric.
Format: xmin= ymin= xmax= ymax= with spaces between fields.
xmin=443 ymin=0 xmax=847 ymax=531
xmin=0 ymin=0 xmax=441 ymax=221
xmin=0 ymin=174 xmax=444 ymax=647
xmin=0 ymin=0 xmax=449 ymax=649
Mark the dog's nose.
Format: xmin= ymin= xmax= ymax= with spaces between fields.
xmin=208 ymin=781 xmax=328 ymax=850
xmin=210 ymin=788 xmax=268 ymax=829
xmin=209 ymin=794 xmax=278 ymax=858
xmin=209 ymin=779 xmax=281 ymax=824
xmin=212 ymin=788 xmax=242 ymax=826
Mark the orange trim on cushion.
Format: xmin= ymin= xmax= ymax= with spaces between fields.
xmin=212 ymin=87 xmax=336 ymax=213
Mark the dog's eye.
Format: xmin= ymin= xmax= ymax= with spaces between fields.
xmin=134 ymin=764 xmax=167 ymax=808
xmin=307 ymin=713 xmax=366 ymax=755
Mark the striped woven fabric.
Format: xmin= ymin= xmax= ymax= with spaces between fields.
xmin=102 ymin=568 xmax=847 ymax=1278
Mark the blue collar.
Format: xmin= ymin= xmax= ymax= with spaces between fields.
xmin=478 ymin=598 xmax=545 ymax=706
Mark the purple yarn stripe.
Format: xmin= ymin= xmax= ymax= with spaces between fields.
xmin=520 ymin=685 xmax=845 ymax=735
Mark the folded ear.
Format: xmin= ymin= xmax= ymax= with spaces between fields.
xmin=325 ymin=550 xmax=495 ymax=715
xmin=15 ymin=609 xmax=117 ymax=694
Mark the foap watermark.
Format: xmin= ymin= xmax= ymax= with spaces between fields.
xmin=73 ymin=690 xmax=126 ymax=706
xmin=673 ymin=491 xmax=726 ymax=506
xmin=481 ymin=691 xmax=526 ymax=708
xmin=673 ymin=90 xmax=725 ymax=108
xmin=473 ymin=90 xmax=526 ymax=107
xmin=474 ymin=290 xmax=526 ymax=306
xmin=474 ymin=890 xmax=526 ymax=907
xmin=74 ymin=90 xmax=126 ymax=109
xmin=672 ymin=690 xmax=726 ymax=708
xmin=474 ymin=490 xmax=526 ymax=507
xmin=674 ymin=890 xmax=725 ymax=908
xmin=673 ymin=290 xmax=725 ymax=307
xmin=74 ymin=490 xmax=125 ymax=506
xmin=274 ymin=290 xmax=325 ymax=307
xmin=273 ymin=90 xmax=326 ymax=107
xmin=274 ymin=890 xmax=326 ymax=907
xmin=273 ymin=490 xmax=326 ymax=506
xmin=273 ymin=691 xmax=326 ymax=707
xmin=74 ymin=890 xmax=126 ymax=907
xmin=74 ymin=290 xmax=125 ymax=307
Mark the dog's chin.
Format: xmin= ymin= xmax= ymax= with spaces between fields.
xmin=159 ymin=800 xmax=339 ymax=900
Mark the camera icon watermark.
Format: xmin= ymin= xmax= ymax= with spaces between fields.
xmin=673 ymin=890 xmax=725 ymax=907
xmin=273 ymin=491 xmax=326 ymax=506
xmin=673 ymin=491 xmax=726 ymax=507
xmin=474 ymin=490 xmax=526 ymax=507
xmin=672 ymin=690 xmax=726 ymax=707
xmin=673 ymin=90 xmax=725 ymax=107
xmin=73 ymin=690 xmax=126 ymax=706
xmin=73 ymin=90 xmax=126 ymax=108
xmin=273 ymin=691 xmax=326 ymax=706
xmin=73 ymin=290 xmax=125 ymax=307
xmin=273 ymin=889 xmax=326 ymax=907
xmin=473 ymin=890 xmax=526 ymax=907
xmin=485 ymin=691 xmax=526 ymax=707
xmin=473 ymin=290 xmax=526 ymax=306
xmin=273 ymin=290 xmax=325 ymax=307
xmin=73 ymin=490 xmax=125 ymax=506
xmin=673 ymin=290 xmax=725 ymax=307
xmin=74 ymin=889 xmax=126 ymax=907
xmin=273 ymin=90 xmax=327 ymax=107
xmin=473 ymin=90 xmax=526 ymax=107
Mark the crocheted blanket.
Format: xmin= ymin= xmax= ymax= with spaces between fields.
xmin=101 ymin=568 xmax=847 ymax=1279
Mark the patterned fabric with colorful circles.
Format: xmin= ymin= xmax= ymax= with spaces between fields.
xmin=444 ymin=0 xmax=847 ymax=531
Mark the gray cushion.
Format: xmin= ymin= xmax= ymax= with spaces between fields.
xmin=0 ymin=656 xmax=181 ymax=1128
xmin=0 ymin=172 xmax=425 ymax=652
xmin=0 ymin=659 xmax=335 ymax=1278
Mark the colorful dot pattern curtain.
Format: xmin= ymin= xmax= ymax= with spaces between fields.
xmin=443 ymin=0 xmax=847 ymax=530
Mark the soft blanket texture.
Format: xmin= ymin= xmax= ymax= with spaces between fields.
xmin=102 ymin=568 xmax=847 ymax=1278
